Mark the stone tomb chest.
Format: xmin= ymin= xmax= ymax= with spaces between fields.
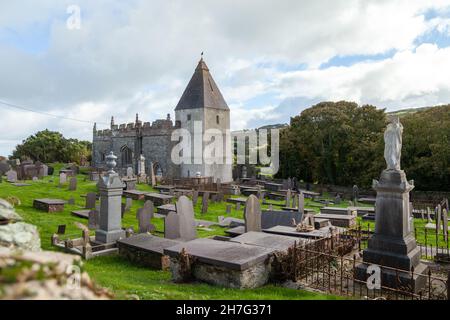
xmin=117 ymin=234 xmax=181 ymax=270
xmin=33 ymin=199 xmax=65 ymax=213
xmin=145 ymin=193 xmax=174 ymax=206
xmin=163 ymin=238 xmax=274 ymax=289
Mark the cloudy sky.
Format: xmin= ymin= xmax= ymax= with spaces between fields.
xmin=1 ymin=0 xmax=450 ymax=156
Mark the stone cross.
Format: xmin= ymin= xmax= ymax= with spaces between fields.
xmin=68 ymin=177 xmax=77 ymax=191
xmin=244 ymin=195 xmax=262 ymax=232
xmin=201 ymin=192 xmax=209 ymax=214
xmin=176 ymin=196 xmax=197 ymax=241
xmin=85 ymin=193 xmax=97 ymax=209
xmin=298 ymin=191 xmax=305 ymax=213
xmin=164 ymin=211 xmax=180 ymax=239
xmin=136 ymin=200 xmax=155 ymax=233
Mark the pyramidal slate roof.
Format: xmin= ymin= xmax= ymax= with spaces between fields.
xmin=175 ymin=58 xmax=229 ymax=111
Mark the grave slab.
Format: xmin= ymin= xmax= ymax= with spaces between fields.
xmin=314 ymin=213 xmax=357 ymax=228
xmin=71 ymin=209 xmax=91 ymax=219
xmin=231 ymin=231 xmax=309 ymax=251
xmin=145 ymin=193 xmax=174 ymax=206
xmin=157 ymin=204 xmax=176 ymax=215
xmin=164 ymin=238 xmax=274 ymax=288
xmin=123 ymin=190 xmax=149 ymax=200
xmin=117 ymin=234 xmax=181 ymax=269
xmin=263 ymin=225 xmax=340 ymax=239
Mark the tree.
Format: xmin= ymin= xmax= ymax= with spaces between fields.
xmin=11 ymin=130 xmax=92 ymax=164
xmin=278 ymin=101 xmax=386 ymax=187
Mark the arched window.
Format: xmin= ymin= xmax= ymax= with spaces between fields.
xmin=153 ymin=163 xmax=163 ymax=177
xmin=120 ymin=146 xmax=133 ymax=166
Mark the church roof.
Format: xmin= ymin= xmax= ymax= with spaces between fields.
xmin=175 ymin=58 xmax=229 ymax=111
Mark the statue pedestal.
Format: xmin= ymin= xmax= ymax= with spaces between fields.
xmin=355 ymin=169 xmax=428 ymax=292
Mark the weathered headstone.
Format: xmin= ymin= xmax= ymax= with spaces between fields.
xmin=335 ymin=194 xmax=341 ymax=205
xmin=436 ymin=204 xmax=442 ymax=234
xmin=291 ymin=195 xmax=297 ymax=209
xmin=443 ymin=208 xmax=448 ymax=242
xmin=244 ymin=195 xmax=262 ymax=232
xmin=192 ymin=190 xmax=199 ymax=206
xmin=68 ymin=177 xmax=77 ymax=191
xmin=164 ymin=211 xmax=180 ymax=239
xmin=352 ymin=185 xmax=359 ymax=202
xmin=298 ymin=191 xmax=305 ymax=213
xmin=6 ymin=170 xmax=17 ymax=183
xmin=68 ymin=197 xmax=75 ymax=205
xmin=85 ymin=193 xmax=97 ymax=209
xmin=126 ymin=167 xmax=134 ymax=178
xmin=427 ymin=207 xmax=432 ymax=222
xmin=226 ymin=204 xmax=232 ymax=215
xmin=285 ymin=189 xmax=292 ymax=207
xmin=149 ymin=162 xmax=156 ymax=187
xmin=236 ymin=202 xmax=241 ymax=211
xmin=125 ymin=197 xmax=133 ymax=211
xmin=201 ymin=192 xmax=209 ymax=214
xmin=136 ymin=200 xmax=155 ymax=233
xmin=216 ymin=191 xmax=224 ymax=203
xmin=176 ymin=196 xmax=197 ymax=241
xmin=88 ymin=210 xmax=99 ymax=230
xmin=59 ymin=172 xmax=67 ymax=184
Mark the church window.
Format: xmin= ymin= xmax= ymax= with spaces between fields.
xmin=216 ymin=115 xmax=220 ymax=124
xmin=120 ymin=145 xmax=133 ymax=166
xmin=187 ymin=114 xmax=191 ymax=121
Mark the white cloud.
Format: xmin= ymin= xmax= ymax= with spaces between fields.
xmin=1 ymin=0 xmax=450 ymax=155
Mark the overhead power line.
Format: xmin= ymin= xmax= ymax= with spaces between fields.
xmin=0 ymin=99 xmax=108 ymax=125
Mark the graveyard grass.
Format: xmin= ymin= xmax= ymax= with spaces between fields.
xmin=0 ymin=164 xmax=349 ymax=300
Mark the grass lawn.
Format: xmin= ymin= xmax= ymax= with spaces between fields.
xmin=0 ymin=164 xmax=344 ymax=300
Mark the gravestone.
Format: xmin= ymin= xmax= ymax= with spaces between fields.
xmin=68 ymin=177 xmax=77 ymax=191
xmin=85 ymin=193 xmax=97 ymax=209
xmin=236 ymin=202 xmax=241 ymax=211
xmin=226 ymin=204 xmax=232 ymax=215
xmin=298 ymin=191 xmax=305 ymax=213
xmin=285 ymin=189 xmax=292 ymax=207
xmin=149 ymin=162 xmax=156 ymax=187
xmin=443 ymin=209 xmax=448 ymax=242
xmin=176 ymin=196 xmax=197 ymax=241
xmin=268 ymin=204 xmax=273 ymax=211
xmin=164 ymin=211 xmax=180 ymax=239
xmin=244 ymin=195 xmax=262 ymax=232
xmin=125 ymin=197 xmax=133 ymax=211
xmin=201 ymin=192 xmax=209 ymax=214
xmin=57 ymin=225 xmax=66 ymax=235
xmin=436 ymin=204 xmax=442 ymax=234
xmin=126 ymin=167 xmax=134 ymax=178
xmin=291 ymin=195 xmax=297 ymax=208
xmin=136 ymin=200 xmax=155 ymax=233
xmin=59 ymin=172 xmax=67 ymax=184
xmin=6 ymin=170 xmax=17 ymax=183
xmin=427 ymin=207 xmax=432 ymax=222
xmin=32 ymin=176 xmax=38 ymax=181
xmin=352 ymin=185 xmax=359 ymax=202
xmin=216 ymin=191 xmax=224 ymax=203
xmin=68 ymin=197 xmax=75 ymax=205
xmin=261 ymin=210 xmax=303 ymax=229
xmin=335 ymin=194 xmax=341 ymax=205
xmin=192 ymin=190 xmax=199 ymax=206
xmin=88 ymin=210 xmax=99 ymax=229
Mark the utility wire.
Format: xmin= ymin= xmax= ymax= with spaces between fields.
xmin=0 ymin=99 xmax=108 ymax=125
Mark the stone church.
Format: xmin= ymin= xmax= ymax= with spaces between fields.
xmin=92 ymin=58 xmax=233 ymax=182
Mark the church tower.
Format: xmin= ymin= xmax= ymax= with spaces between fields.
xmin=175 ymin=57 xmax=232 ymax=182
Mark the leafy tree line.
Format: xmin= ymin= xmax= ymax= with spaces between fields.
xmin=11 ymin=130 xmax=92 ymax=164
xmin=276 ymin=101 xmax=450 ymax=191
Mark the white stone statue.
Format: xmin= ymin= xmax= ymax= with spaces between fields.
xmin=384 ymin=117 xmax=403 ymax=170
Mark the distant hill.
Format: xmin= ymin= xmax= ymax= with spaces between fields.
xmin=388 ymin=106 xmax=437 ymax=117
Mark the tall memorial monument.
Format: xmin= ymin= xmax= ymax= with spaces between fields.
xmin=356 ymin=117 xmax=428 ymax=292
xmin=95 ymin=151 xmax=126 ymax=244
